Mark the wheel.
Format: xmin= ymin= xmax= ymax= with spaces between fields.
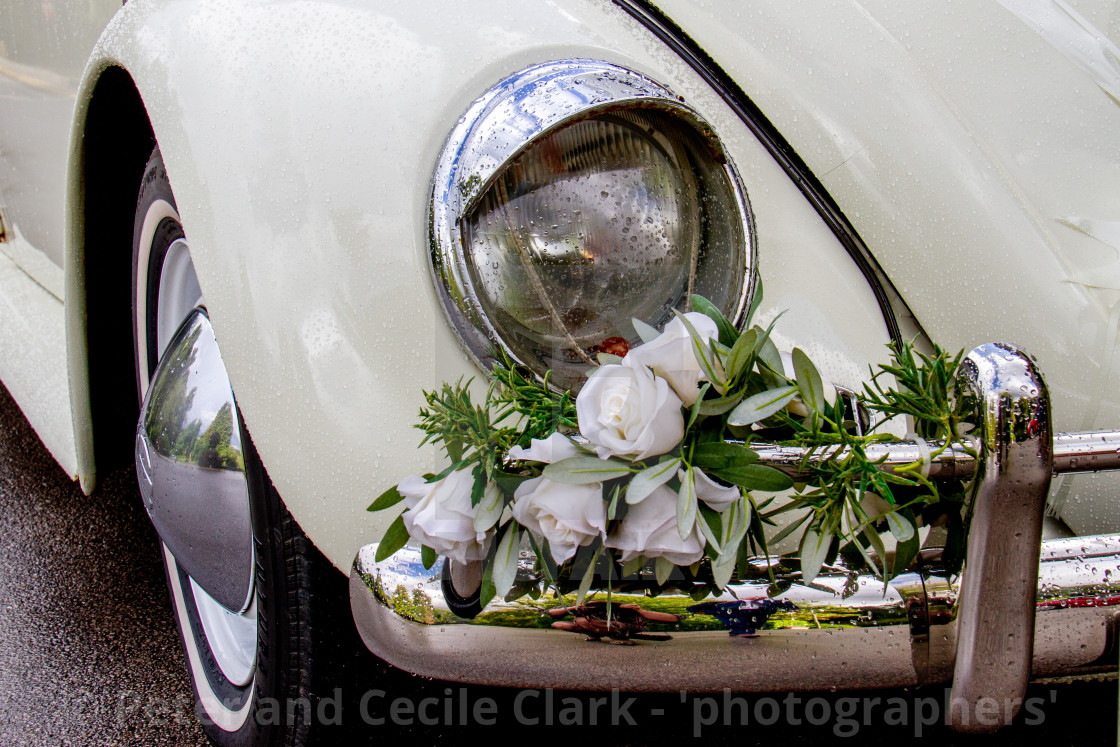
xmin=131 ymin=147 xmax=317 ymax=745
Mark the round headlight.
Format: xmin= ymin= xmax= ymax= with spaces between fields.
xmin=431 ymin=60 xmax=755 ymax=389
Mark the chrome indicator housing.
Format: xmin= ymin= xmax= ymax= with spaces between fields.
xmin=430 ymin=60 xmax=756 ymax=388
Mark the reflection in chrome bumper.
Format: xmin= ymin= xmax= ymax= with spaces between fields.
xmin=350 ymin=535 xmax=1120 ymax=692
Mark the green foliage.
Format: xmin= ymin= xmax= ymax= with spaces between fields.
xmin=373 ymin=293 xmax=978 ymax=603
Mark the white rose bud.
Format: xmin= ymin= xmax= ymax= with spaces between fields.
xmin=626 ymin=312 xmax=719 ymax=405
xmin=512 ymin=476 xmax=607 ymax=565
xmin=397 ymin=469 xmax=491 ymax=565
xmin=576 ymin=358 xmax=684 ymax=461
xmin=606 ymin=484 xmax=705 ymax=566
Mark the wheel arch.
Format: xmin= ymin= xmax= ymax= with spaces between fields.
xmin=66 ymin=62 xmax=154 ymax=494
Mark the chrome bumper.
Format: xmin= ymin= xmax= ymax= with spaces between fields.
xmin=350 ymin=343 xmax=1120 ymax=731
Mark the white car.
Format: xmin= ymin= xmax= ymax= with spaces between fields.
xmin=2 ymin=1 xmax=1118 ymax=744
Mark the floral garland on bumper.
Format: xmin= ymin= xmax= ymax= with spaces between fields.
xmin=369 ymin=294 xmax=975 ymax=610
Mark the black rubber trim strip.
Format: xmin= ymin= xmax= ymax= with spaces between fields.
xmin=613 ymin=0 xmax=904 ymax=346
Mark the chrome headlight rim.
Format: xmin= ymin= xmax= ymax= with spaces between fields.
xmin=429 ymin=58 xmax=757 ymax=381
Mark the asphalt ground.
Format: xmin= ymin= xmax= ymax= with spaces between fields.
xmin=0 ymin=379 xmax=1117 ymax=746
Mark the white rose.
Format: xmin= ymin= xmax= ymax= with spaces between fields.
xmin=512 ymin=476 xmax=607 ymax=565
xmin=397 ymin=469 xmax=491 ymax=565
xmin=780 ymin=350 xmax=838 ymax=416
xmin=508 ymin=432 xmax=583 ymax=464
xmin=626 ymin=312 xmax=719 ymax=405
xmin=682 ymin=466 xmax=740 ymax=513
xmin=577 ymin=358 xmax=684 ymax=461
xmin=606 ymin=484 xmax=704 ymax=566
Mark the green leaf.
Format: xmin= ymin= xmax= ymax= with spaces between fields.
xmin=746 ymin=276 xmax=763 ymax=327
xmin=421 ymin=545 xmax=438 ymax=570
xmin=606 ymin=484 xmax=621 ymax=520
xmin=696 ymin=505 xmax=723 ymax=555
xmin=799 ymin=527 xmax=832 ymax=584
xmin=792 ymin=348 xmax=825 ymax=413
xmin=632 ymin=317 xmax=660 ymax=344
xmin=766 ymin=511 xmax=811 ymax=546
xmin=692 ymin=442 xmax=760 ymax=471
xmin=727 ymin=386 xmax=798 ymax=426
xmin=621 ymin=555 xmax=645 ymax=577
xmin=677 ymin=468 xmax=698 ymax=540
xmin=470 ymin=466 xmax=485 ymax=508
xmin=891 ymin=527 xmax=920 ymax=579
xmin=712 ymin=553 xmax=736 ymax=590
xmin=479 ymin=563 xmax=497 ymax=610
xmin=597 ymin=352 xmax=624 ymax=366
xmin=686 ymin=383 xmax=711 ymax=431
xmin=628 ymin=457 xmax=681 ymax=505
xmin=755 ymin=334 xmax=785 ymax=387
xmin=691 ymin=294 xmax=739 ymax=347
xmin=374 ymin=513 xmax=410 ymax=562
xmin=543 ymin=456 xmax=633 ymax=484
xmin=725 ymin=328 xmax=759 ymax=384
xmin=473 ymin=481 xmax=504 ymax=532
xmin=674 ymin=310 xmax=726 ymax=389
xmin=696 ymin=391 xmax=744 ymax=416
xmin=490 ymin=525 xmax=521 ymax=599
xmin=712 ymin=464 xmax=794 ymax=492
xmin=368 ymin=485 xmax=405 ymax=512
xmin=654 ymin=556 xmax=675 ymax=586
xmin=576 ymin=545 xmax=601 ymax=606
xmin=884 ymin=510 xmax=915 ymax=543
xmin=494 ymin=470 xmax=530 ymax=496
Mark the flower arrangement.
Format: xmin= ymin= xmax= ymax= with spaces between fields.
xmin=369 ymin=292 xmax=975 ymax=611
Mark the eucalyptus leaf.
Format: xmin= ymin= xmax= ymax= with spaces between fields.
xmin=543 ymin=456 xmax=633 ymax=484
xmin=799 ymin=527 xmax=832 ymax=584
xmin=596 ymin=352 xmax=624 ymax=366
xmin=628 ymin=458 xmax=681 ymax=504
xmin=677 ymin=468 xmax=698 ymax=540
xmin=367 ymin=485 xmax=405 ymax=512
xmin=691 ymin=293 xmax=739 ymax=347
xmin=692 ymin=442 xmax=760 ymax=471
xmin=727 ymin=386 xmax=798 ymax=426
xmin=792 ymin=348 xmax=825 ymax=413
xmin=632 ymin=317 xmax=660 ymax=344
xmin=712 ymin=464 xmax=794 ymax=493
xmin=490 ymin=525 xmax=521 ymax=599
xmin=606 ymin=483 xmax=622 ymax=520
xmin=374 ymin=513 xmax=410 ymax=562
xmin=655 ymin=556 xmax=675 ymax=586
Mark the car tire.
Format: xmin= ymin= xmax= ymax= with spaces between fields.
xmin=132 ymin=147 xmax=322 ymax=746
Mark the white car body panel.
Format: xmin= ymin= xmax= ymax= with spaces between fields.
xmin=0 ymin=0 xmax=1114 ymax=568
xmin=656 ymin=0 xmax=1120 ymax=535
xmin=58 ymin=0 xmax=892 ymax=569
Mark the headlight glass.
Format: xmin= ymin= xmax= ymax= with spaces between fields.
xmin=431 ymin=61 xmax=755 ymax=388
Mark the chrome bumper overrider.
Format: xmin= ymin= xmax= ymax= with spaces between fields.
xmin=350 ymin=343 xmax=1120 ymax=732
